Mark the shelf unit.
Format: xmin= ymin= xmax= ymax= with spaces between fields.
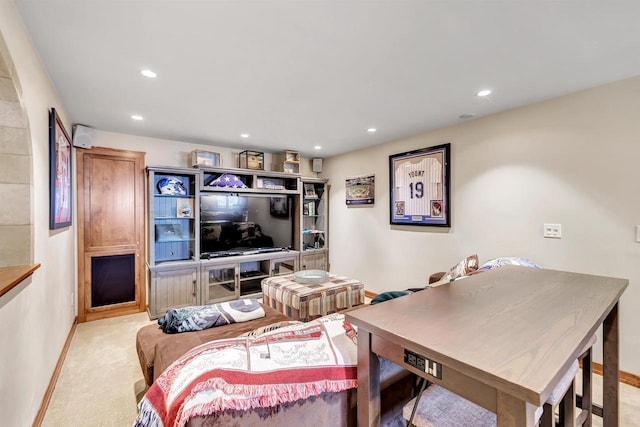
xmin=300 ymin=178 xmax=329 ymax=271
xmin=148 ymin=166 xmax=200 ymax=265
xmin=145 ymin=165 xmax=327 ymax=317
xmin=147 ymin=166 xmax=200 ymax=318
xmin=201 ymin=251 xmax=298 ymax=304
xmin=199 ymin=166 xmax=300 ymax=194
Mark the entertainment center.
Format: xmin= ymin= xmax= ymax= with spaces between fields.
xmin=146 ymin=165 xmax=328 ymax=318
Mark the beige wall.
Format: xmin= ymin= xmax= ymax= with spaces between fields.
xmin=322 ymin=75 xmax=640 ymax=375
xmin=86 ymin=129 xmax=317 ymax=177
xmin=0 ymin=2 xmax=75 ymax=425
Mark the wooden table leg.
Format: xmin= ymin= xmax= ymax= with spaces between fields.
xmin=357 ymin=327 xmax=380 ymax=427
xmin=603 ymin=302 xmax=620 ymax=426
xmin=496 ymin=391 xmax=537 ymax=427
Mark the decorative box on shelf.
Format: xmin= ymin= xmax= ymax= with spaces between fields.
xmin=273 ymin=150 xmax=301 ymax=174
xmin=285 ymin=150 xmax=300 ymax=163
xmin=239 ymin=150 xmax=264 ymax=170
xmin=191 ymin=150 xmax=221 ymax=168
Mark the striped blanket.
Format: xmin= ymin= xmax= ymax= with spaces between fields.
xmin=135 ymin=313 xmax=358 ymax=427
xmin=157 ymin=299 xmax=265 ymax=334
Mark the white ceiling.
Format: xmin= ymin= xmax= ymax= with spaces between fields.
xmin=14 ymin=1 xmax=640 ymax=158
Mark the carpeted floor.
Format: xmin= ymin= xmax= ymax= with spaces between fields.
xmin=42 ymin=312 xmax=154 ymax=427
xmin=42 ymin=311 xmax=640 ymax=426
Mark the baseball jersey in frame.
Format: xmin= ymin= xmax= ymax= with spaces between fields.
xmin=389 ymin=143 xmax=450 ymax=226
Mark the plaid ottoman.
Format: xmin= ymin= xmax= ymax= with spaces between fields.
xmin=261 ymin=273 xmax=365 ymax=321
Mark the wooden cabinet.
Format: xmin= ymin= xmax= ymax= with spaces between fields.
xmin=300 ymin=251 xmax=327 ymax=271
xmin=145 ymin=165 xmax=325 ymax=314
xmin=201 ymin=252 xmax=298 ymax=305
xmin=147 ymin=166 xmax=200 ymax=318
xmin=148 ymin=262 xmax=198 ymax=319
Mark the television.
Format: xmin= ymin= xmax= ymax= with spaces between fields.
xmin=200 ymin=193 xmax=295 ymax=257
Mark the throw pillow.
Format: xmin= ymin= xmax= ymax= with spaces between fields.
xmin=442 ymin=254 xmax=479 ymax=282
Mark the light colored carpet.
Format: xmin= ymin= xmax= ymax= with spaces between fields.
xmin=42 ymin=311 xmax=640 ymax=426
xmin=42 ymin=312 xmax=153 ymax=427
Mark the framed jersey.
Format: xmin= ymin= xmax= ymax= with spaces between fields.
xmin=389 ymin=143 xmax=450 ymax=227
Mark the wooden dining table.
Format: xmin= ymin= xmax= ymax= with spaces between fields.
xmin=345 ymin=267 xmax=628 ymax=426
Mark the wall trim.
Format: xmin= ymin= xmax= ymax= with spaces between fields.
xmin=364 ymin=290 xmax=377 ymax=300
xmin=591 ymin=361 xmax=640 ymax=389
xmin=32 ymin=316 xmax=78 ymax=427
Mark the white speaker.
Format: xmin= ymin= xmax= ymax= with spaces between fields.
xmin=72 ymin=124 xmax=94 ymax=149
xmin=312 ymin=158 xmax=323 ymax=173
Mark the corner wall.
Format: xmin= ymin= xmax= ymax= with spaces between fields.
xmin=0 ymin=2 xmax=76 ymax=425
xmin=0 ymin=31 xmax=31 ymax=267
xmin=322 ymin=75 xmax=640 ymax=376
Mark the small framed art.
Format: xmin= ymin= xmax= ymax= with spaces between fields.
xmin=176 ymin=198 xmax=194 ymax=218
xmin=389 ymin=143 xmax=450 ymax=227
xmin=270 ymin=197 xmax=289 ymax=218
xmin=49 ymin=108 xmax=73 ymax=229
xmin=346 ymin=174 xmax=375 ymax=205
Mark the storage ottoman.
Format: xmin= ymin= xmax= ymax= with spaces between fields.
xmin=261 ymin=273 xmax=365 ymax=321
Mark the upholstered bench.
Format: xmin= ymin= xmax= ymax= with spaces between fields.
xmin=261 ymin=273 xmax=365 ymax=321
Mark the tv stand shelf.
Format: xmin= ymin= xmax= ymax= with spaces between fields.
xmin=199 ymin=166 xmax=300 ymax=194
xmin=201 ymin=250 xmax=299 ymax=305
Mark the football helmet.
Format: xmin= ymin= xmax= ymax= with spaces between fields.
xmin=157 ymin=177 xmax=187 ymax=195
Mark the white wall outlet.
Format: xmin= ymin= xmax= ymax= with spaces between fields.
xmin=71 ymin=291 xmax=74 ymax=307
xmin=543 ymin=223 xmax=562 ymax=239
xmin=636 ymin=226 xmax=640 ymax=243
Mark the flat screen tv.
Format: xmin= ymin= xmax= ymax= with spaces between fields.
xmin=200 ymin=193 xmax=294 ymax=257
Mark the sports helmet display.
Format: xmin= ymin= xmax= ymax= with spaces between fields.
xmin=157 ymin=177 xmax=187 ymax=195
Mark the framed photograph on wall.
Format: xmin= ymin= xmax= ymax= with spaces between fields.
xmin=389 ymin=143 xmax=450 ymax=227
xmin=49 ymin=108 xmax=73 ymax=229
xmin=346 ymin=174 xmax=375 ymax=205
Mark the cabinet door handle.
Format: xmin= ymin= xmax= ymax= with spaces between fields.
xmin=192 ymin=280 xmax=196 ymax=297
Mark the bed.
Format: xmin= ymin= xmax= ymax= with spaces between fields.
xmin=135 ymin=304 xmax=413 ymax=427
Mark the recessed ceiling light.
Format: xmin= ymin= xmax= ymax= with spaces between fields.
xmin=131 ymin=115 xmax=144 ymax=121
xmin=240 ymin=133 xmax=250 ymax=138
xmin=314 ymin=145 xmax=322 ymax=150
xmin=367 ymin=128 xmax=377 ymax=133
xmin=140 ymin=69 xmax=157 ymax=78
xmin=476 ymin=89 xmax=492 ymax=97
xmin=459 ymin=113 xmax=475 ymax=119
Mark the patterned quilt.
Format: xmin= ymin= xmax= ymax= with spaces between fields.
xmin=157 ymin=299 xmax=265 ymax=334
xmin=134 ymin=313 xmax=358 ymax=427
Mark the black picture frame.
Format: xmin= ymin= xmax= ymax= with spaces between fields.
xmin=49 ymin=108 xmax=73 ymax=229
xmin=269 ymin=197 xmax=289 ymax=218
xmin=389 ymin=143 xmax=450 ymax=227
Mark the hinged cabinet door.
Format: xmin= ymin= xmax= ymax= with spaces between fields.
xmin=270 ymin=255 xmax=298 ymax=276
xmin=300 ymin=251 xmax=327 ymax=271
xmin=150 ymin=266 xmax=198 ymax=318
xmin=201 ymin=263 xmax=238 ymax=304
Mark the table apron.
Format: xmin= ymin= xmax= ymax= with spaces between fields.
xmin=371 ymin=334 xmax=499 ymax=412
